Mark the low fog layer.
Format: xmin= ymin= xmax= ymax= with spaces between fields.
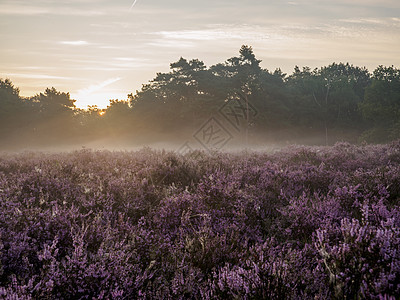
xmin=1 ymin=46 xmax=400 ymax=152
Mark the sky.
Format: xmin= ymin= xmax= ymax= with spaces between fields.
xmin=0 ymin=0 xmax=399 ymax=109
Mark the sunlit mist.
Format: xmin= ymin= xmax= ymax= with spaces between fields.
xmin=71 ymin=77 xmax=126 ymax=108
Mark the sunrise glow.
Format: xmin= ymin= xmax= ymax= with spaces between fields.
xmin=1 ymin=0 xmax=399 ymax=109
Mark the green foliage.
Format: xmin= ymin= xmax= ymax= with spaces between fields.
xmin=359 ymin=66 xmax=400 ymax=143
xmin=1 ymin=47 xmax=400 ymax=148
xmin=0 ymin=78 xmax=31 ymax=140
xmin=32 ymin=87 xmax=76 ymax=115
xmin=287 ymin=63 xmax=371 ymax=144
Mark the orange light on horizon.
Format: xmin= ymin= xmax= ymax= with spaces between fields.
xmin=98 ymin=111 xmax=106 ymax=116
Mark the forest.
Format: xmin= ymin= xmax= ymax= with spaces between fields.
xmin=1 ymin=46 xmax=400 ymax=150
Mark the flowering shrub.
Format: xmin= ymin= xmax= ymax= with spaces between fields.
xmin=0 ymin=142 xmax=399 ymax=298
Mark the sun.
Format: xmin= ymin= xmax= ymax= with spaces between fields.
xmin=72 ymin=92 xmax=113 ymax=110
xmin=71 ymin=77 xmax=126 ymax=110
xmin=71 ymin=91 xmax=129 ymax=110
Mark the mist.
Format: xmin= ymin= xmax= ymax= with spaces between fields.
xmin=1 ymin=47 xmax=400 ymax=153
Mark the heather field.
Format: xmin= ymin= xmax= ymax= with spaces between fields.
xmin=1 ymin=142 xmax=400 ymax=299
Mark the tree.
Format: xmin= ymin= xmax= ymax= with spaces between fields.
xmin=33 ymin=87 xmax=76 ymax=115
xmin=359 ymin=66 xmax=400 ymax=142
xmin=210 ymin=46 xmax=291 ymax=136
xmin=287 ymin=63 xmax=371 ymax=145
xmin=210 ymin=45 xmax=262 ymax=97
xmin=129 ymin=57 xmax=213 ymax=134
xmin=103 ymin=100 xmax=132 ymax=137
xmin=0 ymin=79 xmax=39 ymax=140
xmin=0 ymin=78 xmax=21 ymax=117
xmin=0 ymin=79 xmax=23 ymax=138
xmin=29 ymin=87 xmax=77 ymax=141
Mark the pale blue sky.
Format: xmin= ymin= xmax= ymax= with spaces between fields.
xmin=1 ymin=0 xmax=399 ymax=108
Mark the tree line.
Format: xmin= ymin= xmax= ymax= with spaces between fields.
xmin=1 ymin=45 xmax=399 ymax=149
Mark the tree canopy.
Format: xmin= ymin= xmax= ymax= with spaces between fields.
xmin=1 ymin=46 xmax=399 ymax=149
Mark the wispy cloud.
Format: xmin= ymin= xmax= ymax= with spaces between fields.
xmin=114 ymin=57 xmax=148 ymax=62
xmin=14 ymin=66 xmax=56 ymax=71
xmin=0 ymin=3 xmax=105 ymax=16
xmin=2 ymin=0 xmax=399 ymax=108
xmin=74 ymin=77 xmax=122 ymax=97
xmin=153 ymin=26 xmax=274 ymax=43
xmin=59 ymin=57 xmax=155 ymax=71
xmin=130 ymin=0 xmax=138 ymax=11
xmin=147 ymin=40 xmax=195 ymax=48
xmin=156 ymin=30 xmax=220 ymax=41
xmin=60 ymin=40 xmax=90 ymax=46
xmin=99 ymin=46 xmax=123 ymax=49
xmin=72 ymin=77 xmax=125 ymax=108
xmin=338 ymin=17 xmax=400 ymax=27
xmin=2 ymin=73 xmax=73 ymax=80
xmin=0 ymin=4 xmax=49 ymax=15
xmin=286 ymin=0 xmax=399 ymax=7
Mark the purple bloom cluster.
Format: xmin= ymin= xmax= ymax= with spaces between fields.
xmin=0 ymin=142 xmax=399 ymax=299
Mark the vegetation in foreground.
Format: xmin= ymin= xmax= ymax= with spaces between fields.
xmin=0 ymin=142 xmax=400 ymax=298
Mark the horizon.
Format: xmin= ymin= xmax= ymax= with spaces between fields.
xmin=1 ymin=0 xmax=399 ymax=109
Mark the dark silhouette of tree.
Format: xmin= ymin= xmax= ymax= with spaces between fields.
xmin=0 ymin=79 xmax=24 ymax=139
xmin=129 ymin=57 xmax=212 ymax=137
xmin=102 ymin=100 xmax=131 ymax=139
xmin=359 ymin=66 xmax=400 ymax=142
xmin=0 ymin=79 xmax=21 ymax=118
xmin=33 ymin=87 xmax=76 ymax=115
xmin=287 ymin=63 xmax=371 ymax=145
xmin=1 ymin=48 xmax=400 ymax=149
xmin=29 ymin=87 xmax=77 ymax=142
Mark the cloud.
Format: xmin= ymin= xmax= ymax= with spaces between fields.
xmin=74 ymin=77 xmax=122 ymax=97
xmin=338 ymin=17 xmax=400 ymax=27
xmin=335 ymin=0 xmax=399 ymax=6
xmin=156 ymin=30 xmax=221 ymax=41
xmin=114 ymin=57 xmax=148 ymax=62
xmin=59 ymin=57 xmax=156 ymax=71
xmin=14 ymin=66 xmax=55 ymax=71
xmin=99 ymin=45 xmax=123 ymax=49
xmin=0 ymin=5 xmax=49 ymax=15
xmin=0 ymin=3 xmax=105 ymax=16
xmin=2 ymin=73 xmax=73 ymax=80
xmin=343 ymin=18 xmax=385 ymax=24
xmin=130 ymin=0 xmax=138 ymax=10
xmin=60 ymin=41 xmax=90 ymax=46
xmin=153 ymin=25 xmax=274 ymax=43
xmin=71 ymin=77 xmax=126 ymax=109
xmin=147 ymin=40 xmax=195 ymax=48
xmin=288 ymin=0 xmax=399 ymax=7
